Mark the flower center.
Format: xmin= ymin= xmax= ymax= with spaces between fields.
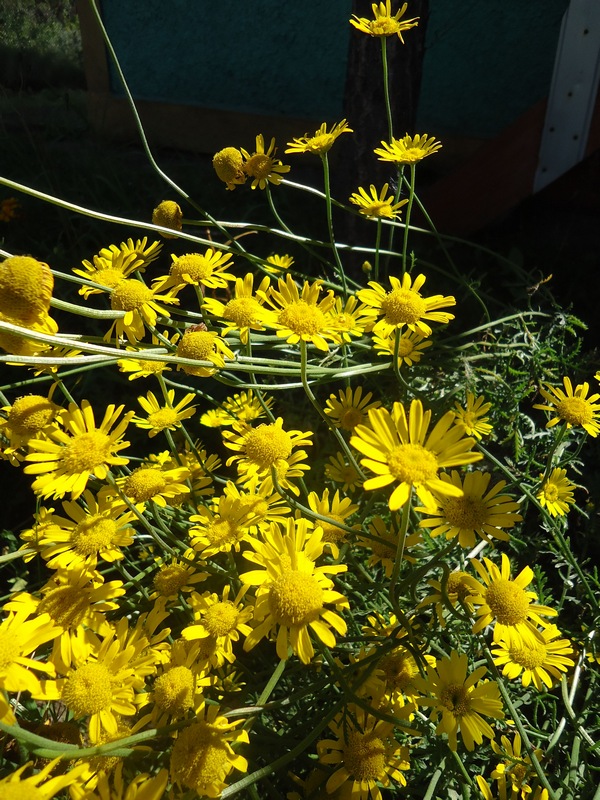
xmin=61 ymin=432 xmax=112 ymax=473
xmin=244 ymin=424 xmax=293 ymax=469
xmin=380 ymin=288 xmax=426 ymax=325
xmin=0 ymin=630 xmax=20 ymax=671
xmin=205 ymin=518 xmax=244 ymax=549
xmin=318 ymin=513 xmax=346 ymax=544
xmin=446 ymin=572 xmax=471 ymax=600
xmin=339 ymin=407 xmax=365 ymax=431
xmin=278 ymin=301 xmax=325 ymax=335
xmin=508 ymin=639 xmax=547 ymax=669
xmin=172 ymin=255 xmax=213 ymax=283
xmin=72 ymin=516 xmax=118 ymax=556
xmin=38 ymin=584 xmax=90 ymax=628
xmin=224 ymin=297 xmax=262 ymax=327
xmin=306 ymin=133 xmax=335 ymax=153
xmin=123 ymin=467 xmax=167 ymax=502
xmin=343 ymin=730 xmax=387 ymax=781
xmin=371 ymin=18 xmax=400 ymax=36
xmin=171 ymin=723 xmax=231 ymax=792
xmin=397 ymin=338 xmax=416 ymax=357
xmin=154 ymin=666 xmax=194 ymax=714
xmin=0 ymin=255 xmax=53 ymax=323
xmin=440 ymin=683 xmax=472 ymax=716
xmin=135 ymin=359 xmax=166 ymax=374
xmin=110 ymin=279 xmax=153 ymax=311
xmin=268 ymin=570 xmax=323 ymax=626
xmin=177 ymin=331 xmax=217 ymax=361
xmin=380 ymin=648 xmax=418 ymax=692
xmin=386 ymin=443 xmax=438 ymax=484
xmin=245 ymin=153 xmax=272 ymax=179
xmin=8 ymin=395 xmax=57 ymax=435
xmin=153 ymin=563 xmax=189 ymax=596
xmin=485 ymin=579 xmax=530 ymax=625
xmin=555 ymin=397 xmax=593 ymax=426
xmin=147 ymin=408 xmax=179 ymax=430
xmin=62 ymin=662 xmax=113 ymax=716
xmin=203 ymin=601 xmax=239 ymax=637
xmin=442 ymin=496 xmax=488 ymax=529
xmin=542 ymin=483 xmax=559 ymax=502
xmin=91 ymin=266 xmax=126 ymax=289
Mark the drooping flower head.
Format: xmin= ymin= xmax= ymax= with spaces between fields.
xmin=374 ymin=133 xmax=442 ymax=164
xmin=152 ymin=199 xmax=183 ymax=238
xmin=0 ymin=393 xmax=62 ymax=464
xmin=350 ymin=1 xmax=419 ymax=41
xmin=175 ymin=326 xmax=235 ymax=377
xmin=534 ymin=376 xmax=600 ymax=437
xmin=213 ymin=146 xmax=246 ymax=190
xmin=285 ymin=120 xmax=353 ymax=156
xmin=0 ymin=255 xmax=58 ymax=355
xmin=492 ymin=624 xmax=575 ymax=692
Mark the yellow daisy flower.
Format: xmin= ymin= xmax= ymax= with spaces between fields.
xmin=260 ymin=272 xmax=339 ymax=351
xmin=223 ymin=476 xmax=292 ymax=531
xmin=350 ymin=398 xmax=482 ymax=510
xmin=372 ymin=328 xmax=433 ymax=366
xmin=414 ymin=650 xmax=504 ymax=751
xmin=492 ymin=624 xmax=575 ymax=691
xmin=324 ymin=386 xmax=381 ymax=431
xmin=220 ymin=389 xmax=274 ymax=424
xmin=328 ymin=293 xmax=378 ymax=342
xmin=534 ymin=375 xmax=600 ymax=436
xmin=132 ymin=389 xmax=197 ymax=437
xmin=489 ymin=732 xmax=545 ymax=800
xmin=175 ymin=327 xmax=235 ymax=377
xmin=350 ymin=1 xmax=419 ymax=40
xmin=107 ymin=278 xmax=179 ymax=344
xmin=417 ymin=570 xmax=474 ymax=626
xmin=99 ymin=236 xmax=162 ymax=267
xmin=188 ymin=494 xmax=256 ymax=557
xmin=467 ymin=553 xmax=558 ymax=645
xmin=241 ymin=133 xmax=290 ymax=189
xmin=170 ymin=703 xmax=249 ymax=798
xmin=263 ymin=253 xmax=294 ymax=275
xmin=453 ymin=392 xmax=493 ymax=439
xmin=356 ymin=514 xmax=421 ymax=577
xmin=417 ymin=470 xmax=523 ymax=548
xmin=241 ymin=519 xmax=348 ymax=663
xmin=0 ymin=254 xmax=54 ymax=327
xmin=285 ymin=120 xmax=353 ymax=156
xmin=349 ymin=183 xmax=409 ymax=218
xmin=0 ymin=393 xmax=62 ymax=464
xmin=153 ymin=248 xmax=236 ymax=294
xmin=151 ymin=551 xmax=208 ymax=601
xmin=212 ymin=146 xmax=246 ymax=190
xmin=0 ymin=757 xmax=87 ymax=799
xmin=325 ymin=451 xmax=363 ymax=493
xmin=537 ymin=467 xmax=576 ymax=516
xmin=73 ymin=245 xmax=147 ymax=299
xmin=162 ymin=439 xmax=220 ymax=498
xmin=202 ymin=272 xmax=274 ymax=344
xmin=81 ymin=771 xmax=169 ymax=800
xmin=117 ymin=460 xmax=190 ymax=507
xmin=147 ymin=639 xmax=213 ymax=727
xmin=307 ymin=487 xmax=360 ymax=556
xmin=23 ymin=400 xmax=134 ymax=500
xmin=358 ymin=272 xmax=455 ymax=339
xmin=374 ymin=133 xmax=442 ymax=164
xmin=152 ymin=199 xmax=183 ymax=238
xmin=182 ymin=585 xmax=254 ymax=665
xmin=317 ymin=705 xmax=410 ymax=797
xmin=117 ymin=335 xmax=172 ymax=380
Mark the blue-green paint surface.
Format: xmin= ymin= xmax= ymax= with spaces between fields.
xmin=101 ymin=0 xmax=569 ymax=139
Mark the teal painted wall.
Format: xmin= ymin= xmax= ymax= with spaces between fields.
xmin=101 ymin=0 xmax=569 ymax=139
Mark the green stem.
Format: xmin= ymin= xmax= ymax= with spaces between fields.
xmin=401 ymin=164 xmax=417 ymax=273
xmin=380 ymin=37 xmax=394 ymax=140
xmin=321 ymin=153 xmax=348 ymax=298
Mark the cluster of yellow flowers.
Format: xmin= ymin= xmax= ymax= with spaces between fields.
xmin=0 ymin=3 xmax=597 ymax=799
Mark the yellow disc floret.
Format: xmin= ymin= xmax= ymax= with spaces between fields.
xmin=8 ymin=395 xmax=58 ymax=435
xmin=244 ymin=424 xmax=293 ymax=469
xmin=61 ymin=432 xmax=112 ymax=473
xmin=154 ymin=666 xmax=195 ymax=715
xmin=387 ymin=444 xmax=438 ymax=484
xmin=485 ymin=580 xmax=530 ymax=626
xmin=62 ymin=663 xmax=113 ymax=716
xmin=440 ymin=683 xmax=472 ymax=716
xmin=72 ymin=516 xmax=119 ymax=556
xmin=124 ymin=467 xmax=167 ymax=502
xmin=555 ymin=396 xmax=594 ymax=427
xmin=380 ymin=288 xmax=426 ymax=325
xmin=343 ymin=730 xmax=387 ymax=781
xmin=508 ymin=639 xmax=547 ymax=670
xmin=268 ymin=570 xmax=323 ymax=626
xmin=278 ymin=302 xmax=325 ymax=335
xmin=0 ymin=255 xmax=53 ymax=324
xmin=203 ymin=602 xmax=239 ymax=637
xmin=110 ymin=279 xmax=154 ymax=311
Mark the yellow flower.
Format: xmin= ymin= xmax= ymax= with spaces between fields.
xmin=414 ymin=650 xmax=504 ymax=751
xmin=241 ymin=134 xmax=290 ymax=189
xmin=307 ymin=487 xmax=359 ymax=556
xmin=152 ymin=199 xmax=183 ymax=237
xmin=107 ymin=278 xmax=179 ymax=344
xmin=0 ymin=255 xmax=54 ymax=327
xmin=534 ymin=376 xmax=600 ymax=436
xmin=418 ymin=570 xmax=474 ymax=627
xmin=372 ymin=328 xmax=432 ymax=366
xmin=453 ymin=392 xmax=493 ymax=439
xmin=73 ymin=243 xmax=151 ymax=299
xmin=537 ymin=467 xmax=576 ymax=516
xmin=223 ymin=476 xmax=292 ymax=531
xmin=318 ymin=705 xmax=410 ymax=797
xmin=24 ymin=400 xmax=134 ymax=500
xmin=261 ymin=272 xmax=339 ymax=351
xmin=0 ymin=393 xmax=62 ymax=464
xmin=264 ymin=253 xmax=294 ymax=275
xmin=325 ymin=386 xmax=381 ymax=432
xmin=492 ymin=624 xmax=575 ymax=691
xmin=358 ymin=272 xmax=455 ymax=338
xmin=285 ymin=120 xmax=353 ymax=156
xmin=328 ymin=294 xmax=378 ymax=342
xmin=117 ymin=460 xmax=190 ymax=507
xmin=151 ymin=551 xmax=208 ymax=601
xmin=349 ymin=183 xmax=408 ymax=218
xmin=202 ymin=272 xmax=274 ymax=344
xmin=325 ymin=451 xmax=363 ymax=493
xmin=356 ymin=514 xmax=421 ymax=577
xmin=417 ymin=470 xmax=522 ymax=549
xmin=350 ymin=1 xmax=419 ymax=41
xmin=467 ymin=553 xmax=558 ymax=645
xmin=116 ymin=331 xmax=174 ymax=380
xmin=154 ymin=248 xmax=236 ymax=293
xmin=188 ymin=494 xmax=256 ymax=557
xmin=175 ymin=327 xmax=235 ymax=377
xmin=0 ymin=757 xmax=87 ymax=799
xmin=213 ymin=146 xmax=246 ymax=190
xmin=241 ymin=519 xmax=348 ymax=663
xmin=99 ymin=236 xmax=162 ymax=268
xmin=132 ymin=389 xmax=197 ymax=437
xmin=148 ymin=640 xmax=212 ymax=726
xmin=170 ymin=703 xmax=249 ymax=797
xmin=350 ymin=398 xmax=482 ymax=510
xmin=201 ymin=389 xmax=274 ymax=429
xmin=182 ymin=585 xmax=254 ymax=665
xmin=374 ymin=133 xmax=442 ymax=164
xmin=81 ymin=770 xmax=169 ymax=800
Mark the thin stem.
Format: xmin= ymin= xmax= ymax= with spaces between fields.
xmin=380 ymin=37 xmax=394 ymax=140
xmin=402 ymin=164 xmax=417 ymax=273
xmin=321 ymin=153 xmax=348 ymax=298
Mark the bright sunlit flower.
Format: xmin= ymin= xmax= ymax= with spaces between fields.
xmin=453 ymin=392 xmax=493 ymax=439
xmin=0 ymin=255 xmax=54 ymax=328
xmin=263 ymin=253 xmax=294 ymax=275
xmin=24 ymin=400 xmax=134 ymax=500
xmin=328 ymin=293 xmax=378 ymax=342
xmin=372 ymin=328 xmax=432 ymax=366
xmin=0 ymin=393 xmax=61 ymax=464
xmin=537 ymin=467 xmax=576 ymax=516
xmin=349 ymin=183 xmax=408 ymax=219
xmin=374 ymin=133 xmax=442 ymax=164
xmin=182 ymin=585 xmax=254 ymax=665
xmin=132 ymin=389 xmax=197 ymax=437
xmin=414 ymin=650 xmax=504 ymax=751
xmin=117 ymin=460 xmax=190 ymax=507
xmin=241 ymin=519 xmax=348 ymax=663
xmin=0 ymin=757 xmax=87 ymax=799
xmin=200 ymin=390 xmax=274 ymax=428
xmin=73 ymin=243 xmax=151 ymax=299
xmin=358 ymin=273 xmax=455 ymax=339
xmin=307 ymin=487 xmax=359 ymax=556
xmin=223 ymin=476 xmax=292 ymax=531
xmin=202 ymin=272 xmax=274 ymax=343
xmin=534 ymin=375 xmax=600 ymax=436
xmin=116 ymin=332 xmax=173 ymax=380
xmin=351 ymin=398 xmax=482 ymax=510
xmin=107 ymin=279 xmax=179 ymax=344
xmin=241 ymin=134 xmax=290 ymax=189
xmin=175 ymin=327 xmax=235 ymax=377
xmin=152 ymin=199 xmax=183 ymax=238
xmin=350 ymin=1 xmax=419 ymax=41
xmin=285 ymin=120 xmax=353 ymax=156
xmin=317 ymin=705 xmax=410 ymax=799
xmin=325 ymin=386 xmax=381 ymax=432
xmin=492 ymin=624 xmax=575 ymax=691
xmin=467 ymin=554 xmax=558 ymax=645
xmin=151 ymin=551 xmax=208 ymax=601
xmin=417 ymin=470 xmax=522 ymax=548
xmin=188 ymin=494 xmax=256 ymax=557
xmin=487 ymin=732 xmax=546 ymax=800
xmin=154 ymin=248 xmax=236 ymax=294
xmin=213 ymin=146 xmax=246 ymax=190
